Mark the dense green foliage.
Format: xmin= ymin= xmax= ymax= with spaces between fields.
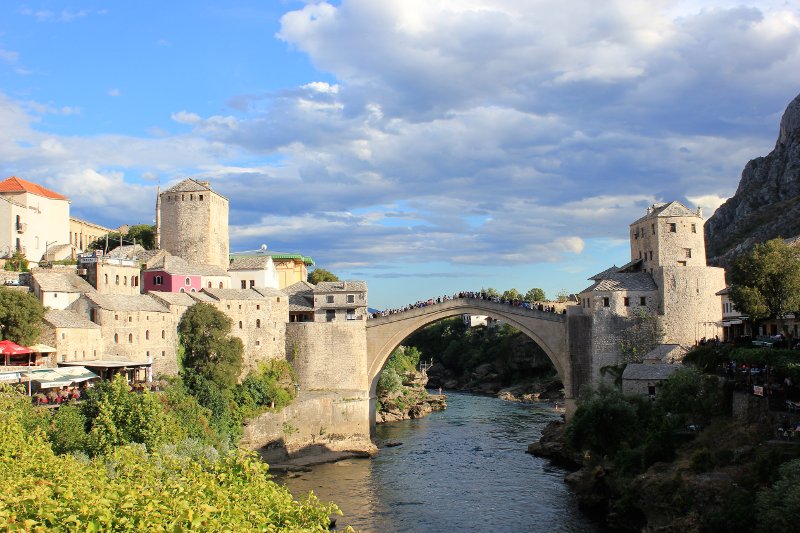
xmin=88 ymin=224 xmax=156 ymax=252
xmin=685 ymin=344 xmax=800 ymax=382
xmin=501 ymin=288 xmax=522 ymax=301
xmin=307 ymin=268 xmax=339 ymax=284
xmin=567 ymin=369 xmax=723 ymax=466
xmin=756 ymin=458 xmax=800 ymax=532
xmin=730 ymin=238 xmax=800 ymax=322
xmin=179 ymin=303 xmax=244 ymax=389
xmin=3 ymin=251 xmax=28 ymax=272
xmin=0 ymin=287 xmax=46 ymax=345
xmin=525 ymin=288 xmax=546 ymax=302
xmin=377 ymin=346 xmax=422 ymax=396
xmin=0 ymin=386 xmax=338 ymax=531
xmin=405 ymin=318 xmax=555 ymax=382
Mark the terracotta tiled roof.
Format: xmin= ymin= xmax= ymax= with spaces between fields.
xmin=0 ymin=176 xmax=68 ymax=200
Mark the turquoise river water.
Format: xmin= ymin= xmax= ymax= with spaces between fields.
xmin=276 ymin=391 xmax=600 ymax=532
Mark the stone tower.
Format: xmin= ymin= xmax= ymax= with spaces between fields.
xmin=629 ymin=201 xmax=725 ymax=345
xmin=157 ymin=179 xmax=229 ymax=270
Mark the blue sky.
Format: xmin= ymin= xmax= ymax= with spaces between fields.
xmin=1 ymin=1 xmax=799 ymax=309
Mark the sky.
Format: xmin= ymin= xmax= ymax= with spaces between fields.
xmin=1 ymin=1 xmax=799 ymax=310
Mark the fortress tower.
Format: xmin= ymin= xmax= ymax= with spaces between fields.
xmin=157 ymin=179 xmax=229 ymax=270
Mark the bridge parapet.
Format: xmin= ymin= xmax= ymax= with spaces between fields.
xmin=367 ymin=297 xmax=567 ymax=326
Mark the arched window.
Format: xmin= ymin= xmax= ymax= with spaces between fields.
xmin=115 ymin=275 xmax=120 ymax=285
xmin=256 ymin=319 xmax=261 ymax=328
xmin=128 ymin=334 xmax=133 ymax=343
xmin=124 ymin=276 xmax=128 ymax=286
xmin=145 ymin=330 xmax=150 ymax=340
xmin=180 ymin=288 xmax=185 ymax=293
xmin=207 ymin=282 xmax=212 ymax=288
xmin=219 ymin=282 xmax=223 ymax=288
xmin=161 ymin=330 xmax=165 ymax=339
xmin=104 ymin=274 xmax=108 ymax=285
xmin=190 ymin=288 xmax=196 ymax=292
xmin=185 ymin=277 xmax=191 ymax=286
xmin=239 ymin=321 xmax=243 ymax=329
xmin=114 ymin=333 xmax=119 ymax=344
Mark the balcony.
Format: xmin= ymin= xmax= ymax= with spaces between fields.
xmin=15 ymin=222 xmax=26 ymax=233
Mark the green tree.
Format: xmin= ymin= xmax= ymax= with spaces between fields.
xmin=3 ymin=251 xmax=28 ymax=272
xmin=730 ymin=238 xmax=800 ymax=323
xmin=525 ymin=288 xmax=546 ymax=302
xmin=655 ymin=368 xmax=723 ymax=424
xmin=565 ymin=386 xmax=641 ymax=458
xmin=0 ymin=288 xmax=45 ymax=345
xmin=483 ymin=287 xmax=500 ymax=298
xmin=756 ymin=458 xmax=800 ymax=532
xmin=502 ymin=288 xmax=522 ymax=301
xmin=87 ymin=224 xmax=156 ymax=253
xmin=178 ymin=303 xmax=243 ymax=389
xmin=307 ymin=268 xmax=339 ymax=284
xmin=47 ymin=404 xmax=88 ymax=455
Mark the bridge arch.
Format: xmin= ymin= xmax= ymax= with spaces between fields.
xmin=365 ymin=299 xmax=572 ymax=418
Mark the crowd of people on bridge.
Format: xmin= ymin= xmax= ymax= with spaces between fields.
xmin=368 ymin=291 xmax=566 ymax=319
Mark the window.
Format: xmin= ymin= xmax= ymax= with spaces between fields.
xmin=603 ymin=297 xmax=610 ymax=307
xmin=633 ymin=228 xmax=638 ymax=240
xmin=190 ymin=194 xmax=194 ymax=200
xmin=145 ymin=330 xmax=150 ymax=340
xmin=241 ymin=280 xmax=247 ymax=289
xmin=185 ymin=277 xmax=191 ymax=286
xmin=669 ymin=223 xmax=676 ymax=232
xmin=326 ymin=295 xmax=334 ymax=304
xmin=155 ymin=275 xmax=163 ymax=285
xmin=190 ymin=288 xmax=196 ymax=292
xmin=129 ymin=334 xmax=133 ymax=343
xmin=640 ymin=296 xmax=647 ymax=306
xmin=162 ymin=330 xmax=165 ymax=339
xmin=115 ymin=275 xmax=120 ymax=285
xmin=114 ymin=333 xmax=119 ymax=344
xmin=623 ymin=297 xmax=630 ymax=307
xmin=124 ymin=276 xmax=127 ymax=286
xmin=249 ymin=280 xmax=255 ymax=288
xmin=180 ymin=288 xmax=185 ymax=293
xmin=199 ymin=194 xmax=203 ymax=201
xmin=146 ymin=351 xmax=150 ymax=358
xmin=347 ymin=294 xmax=355 ymax=304
xmin=346 ymin=309 xmax=357 ymax=320
xmin=326 ymin=309 xmax=336 ymax=322
xmin=651 ymin=224 xmax=655 ymax=235
xmin=255 ymin=340 xmax=260 ymax=346
xmin=162 ymin=351 xmax=165 ymax=357
xmin=128 ymin=316 xmax=132 ymax=322
xmin=256 ymin=319 xmax=261 ymax=328
xmin=677 ymin=261 xmax=687 ymax=266
xmin=649 ymin=251 xmax=653 ymax=261
xmin=208 ymin=282 xmax=212 ymax=288
xmin=256 ymin=305 xmax=260 ymax=310
xmin=691 ymin=223 xmax=697 ymax=233
xmin=238 ymin=321 xmax=243 ymax=329
xmin=104 ymin=273 xmax=108 ymax=285
xmin=685 ymin=248 xmax=692 ymax=258
xmin=219 ymin=282 xmax=224 ymax=288
xmin=639 ymin=251 xmax=642 ymax=259
xmin=115 ymin=314 xmax=119 ymax=320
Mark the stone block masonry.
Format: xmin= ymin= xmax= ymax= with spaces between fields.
xmin=286 ymin=321 xmax=369 ymax=392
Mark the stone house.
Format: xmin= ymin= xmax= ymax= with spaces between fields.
xmin=0 ymin=176 xmax=70 ymax=262
xmin=31 ymin=270 xmax=96 ymax=310
xmin=621 ymin=363 xmax=682 ymax=398
xmin=286 ymin=281 xmax=316 ymax=322
xmin=228 ymin=255 xmax=280 ymax=290
xmin=312 ymin=281 xmax=368 ymax=322
xmin=69 ymin=217 xmax=114 ymax=252
xmin=67 ymin=293 xmax=179 ymax=376
xmin=40 ymin=309 xmax=104 ymax=365
xmin=143 ymin=253 xmax=230 ymax=293
xmin=200 ymin=287 xmax=289 ymax=374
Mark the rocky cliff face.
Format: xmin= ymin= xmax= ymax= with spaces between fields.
xmin=705 ymin=93 xmax=800 ymax=266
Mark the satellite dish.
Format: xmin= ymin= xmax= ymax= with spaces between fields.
xmin=260 ymin=244 xmax=267 ymax=252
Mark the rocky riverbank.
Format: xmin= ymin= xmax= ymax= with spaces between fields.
xmin=425 ymin=360 xmax=563 ymax=401
xmin=376 ymin=369 xmax=447 ymax=424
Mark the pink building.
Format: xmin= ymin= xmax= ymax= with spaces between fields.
xmin=143 ymin=253 xmax=230 ymax=294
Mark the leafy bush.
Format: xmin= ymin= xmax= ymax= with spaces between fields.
xmin=756 ymin=458 xmax=800 ymax=532
xmin=47 ymin=403 xmax=88 ymax=455
xmin=690 ymin=448 xmax=713 ymax=473
xmin=0 ymin=387 xmax=339 ymax=531
xmin=377 ymin=368 xmax=403 ymax=395
xmin=566 ymin=386 xmax=641 ymax=459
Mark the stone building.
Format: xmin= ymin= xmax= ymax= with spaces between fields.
xmin=573 ymin=201 xmax=726 ymax=379
xmin=0 ymin=176 xmax=70 ymax=262
xmin=312 ymin=281 xmax=368 ymax=322
xmin=286 ymin=281 xmax=316 ymax=322
xmin=229 ymin=251 xmax=314 ymax=289
xmin=67 ymin=293 xmax=179 ymax=376
xmin=41 ymin=309 xmax=104 ymax=365
xmin=200 ymin=287 xmax=289 ymax=374
xmin=157 ymin=179 xmax=229 ymax=270
xmin=31 ymin=270 xmax=96 ymax=310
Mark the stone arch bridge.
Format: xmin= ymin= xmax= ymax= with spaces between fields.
xmin=365 ymin=298 xmax=592 ymax=427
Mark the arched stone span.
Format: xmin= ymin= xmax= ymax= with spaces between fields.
xmin=366 ymin=298 xmax=572 ymax=403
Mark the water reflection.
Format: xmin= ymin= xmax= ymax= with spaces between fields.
xmin=277 ymin=392 xmax=598 ymax=533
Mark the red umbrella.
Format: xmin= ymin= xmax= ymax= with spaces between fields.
xmin=0 ymin=340 xmax=32 ymax=367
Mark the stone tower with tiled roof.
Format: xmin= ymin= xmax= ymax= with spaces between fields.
xmin=157 ymin=179 xmax=229 ymax=270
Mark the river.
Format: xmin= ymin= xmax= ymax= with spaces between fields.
xmin=276 ymin=391 xmax=600 ymax=532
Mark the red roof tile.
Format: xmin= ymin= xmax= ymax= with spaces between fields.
xmin=0 ymin=176 xmax=68 ymax=200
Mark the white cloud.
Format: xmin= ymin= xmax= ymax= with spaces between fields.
xmin=107 ymin=88 xmax=121 ymax=97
